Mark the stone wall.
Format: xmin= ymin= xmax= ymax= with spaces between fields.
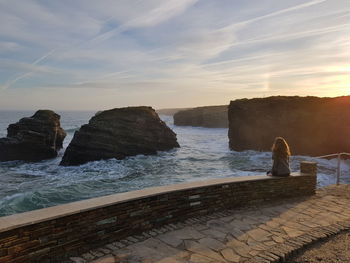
xmin=0 ymin=162 xmax=316 ymax=263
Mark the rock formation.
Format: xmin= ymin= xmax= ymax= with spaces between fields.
xmin=228 ymin=96 xmax=350 ymax=156
xmin=156 ymin=108 xmax=190 ymax=116
xmin=0 ymin=110 xmax=66 ymax=161
xmin=60 ymin=107 xmax=180 ymax=166
xmin=174 ymin=105 xmax=228 ymax=128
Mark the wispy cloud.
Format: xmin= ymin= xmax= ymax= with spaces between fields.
xmin=86 ymin=0 xmax=198 ymax=46
xmin=0 ymin=0 xmax=198 ymax=90
xmin=3 ymin=73 xmax=32 ymax=90
xmin=2 ymin=49 xmax=57 ymax=89
xmin=225 ymin=0 xmax=328 ymax=29
xmin=0 ymin=0 xmax=349 ymax=110
xmin=0 ymin=41 xmax=21 ymax=52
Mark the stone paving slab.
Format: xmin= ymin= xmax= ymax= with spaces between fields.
xmin=68 ymin=184 xmax=350 ymax=263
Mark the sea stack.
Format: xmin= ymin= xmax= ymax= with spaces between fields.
xmin=60 ymin=106 xmax=180 ymax=166
xmin=174 ymin=105 xmax=228 ymax=128
xmin=228 ymin=96 xmax=350 ymax=156
xmin=0 ymin=110 xmax=66 ymax=161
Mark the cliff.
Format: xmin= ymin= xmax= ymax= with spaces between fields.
xmin=228 ymin=96 xmax=350 ymax=156
xmin=173 ymin=105 xmax=228 ymax=128
xmin=60 ymin=106 xmax=179 ymax=166
xmin=0 ymin=110 xmax=66 ymax=161
xmin=156 ymin=108 xmax=190 ymax=116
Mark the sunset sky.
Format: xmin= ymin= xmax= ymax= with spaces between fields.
xmin=0 ymin=0 xmax=349 ymax=110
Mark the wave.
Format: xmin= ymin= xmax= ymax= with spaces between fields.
xmin=64 ymin=127 xmax=79 ymax=133
xmin=1 ymin=114 xmax=350 ymax=217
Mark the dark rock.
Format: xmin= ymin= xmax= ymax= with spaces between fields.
xmin=228 ymin=96 xmax=350 ymax=156
xmin=0 ymin=110 xmax=66 ymax=161
xmin=156 ymin=108 xmax=190 ymax=116
xmin=60 ymin=106 xmax=179 ymax=166
xmin=173 ymin=105 xmax=228 ymax=128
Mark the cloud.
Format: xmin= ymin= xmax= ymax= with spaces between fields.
xmin=86 ymin=0 xmax=198 ymax=46
xmin=226 ymin=0 xmax=328 ymax=29
xmin=3 ymin=73 xmax=33 ymax=90
xmin=0 ymin=48 xmax=59 ymax=89
xmin=1 ymin=0 xmax=350 ymax=109
xmin=0 ymin=0 xmax=199 ymax=90
xmin=0 ymin=59 xmax=58 ymax=73
xmin=0 ymin=41 xmax=21 ymax=52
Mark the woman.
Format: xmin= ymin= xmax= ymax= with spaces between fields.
xmin=267 ymin=137 xmax=291 ymax=177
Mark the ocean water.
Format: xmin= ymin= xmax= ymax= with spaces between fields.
xmin=0 ymin=110 xmax=349 ymax=217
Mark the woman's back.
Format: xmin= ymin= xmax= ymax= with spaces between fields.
xmin=272 ymin=153 xmax=290 ymax=176
xmin=270 ymin=137 xmax=291 ymax=177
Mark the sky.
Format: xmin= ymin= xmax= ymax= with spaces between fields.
xmin=0 ymin=0 xmax=350 ymax=110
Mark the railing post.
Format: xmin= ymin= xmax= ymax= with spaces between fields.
xmin=300 ymin=161 xmax=317 ymax=176
xmin=336 ymin=153 xmax=341 ymax=185
xmin=300 ymin=161 xmax=317 ymax=194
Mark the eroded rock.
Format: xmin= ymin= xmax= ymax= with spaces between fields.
xmin=60 ymin=106 xmax=179 ymax=166
xmin=0 ymin=110 xmax=66 ymax=161
xmin=228 ymin=96 xmax=350 ymax=156
xmin=174 ymin=106 xmax=228 ymax=128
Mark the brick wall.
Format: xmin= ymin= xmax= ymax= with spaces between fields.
xmin=0 ymin=162 xmax=317 ymax=263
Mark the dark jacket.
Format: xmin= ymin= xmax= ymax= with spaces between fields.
xmin=272 ymin=153 xmax=291 ymax=176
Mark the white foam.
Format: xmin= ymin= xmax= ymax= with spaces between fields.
xmin=0 ymin=112 xmax=348 ymax=216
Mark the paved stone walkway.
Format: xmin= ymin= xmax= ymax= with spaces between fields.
xmin=68 ymin=184 xmax=350 ymax=263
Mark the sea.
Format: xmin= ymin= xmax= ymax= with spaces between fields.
xmin=0 ymin=110 xmax=349 ymax=217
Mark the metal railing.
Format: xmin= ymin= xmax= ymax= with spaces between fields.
xmin=314 ymin=152 xmax=350 ymax=185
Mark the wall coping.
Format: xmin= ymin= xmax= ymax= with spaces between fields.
xmin=0 ymin=172 xmax=310 ymax=233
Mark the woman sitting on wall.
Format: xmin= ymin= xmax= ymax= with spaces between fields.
xmin=267 ymin=137 xmax=291 ymax=177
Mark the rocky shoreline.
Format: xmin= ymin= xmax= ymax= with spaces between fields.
xmin=2 ymin=95 xmax=350 ymax=164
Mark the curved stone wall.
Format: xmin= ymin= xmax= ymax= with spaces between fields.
xmin=0 ymin=162 xmax=316 ymax=263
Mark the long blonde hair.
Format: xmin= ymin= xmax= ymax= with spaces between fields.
xmin=272 ymin=137 xmax=291 ymax=158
